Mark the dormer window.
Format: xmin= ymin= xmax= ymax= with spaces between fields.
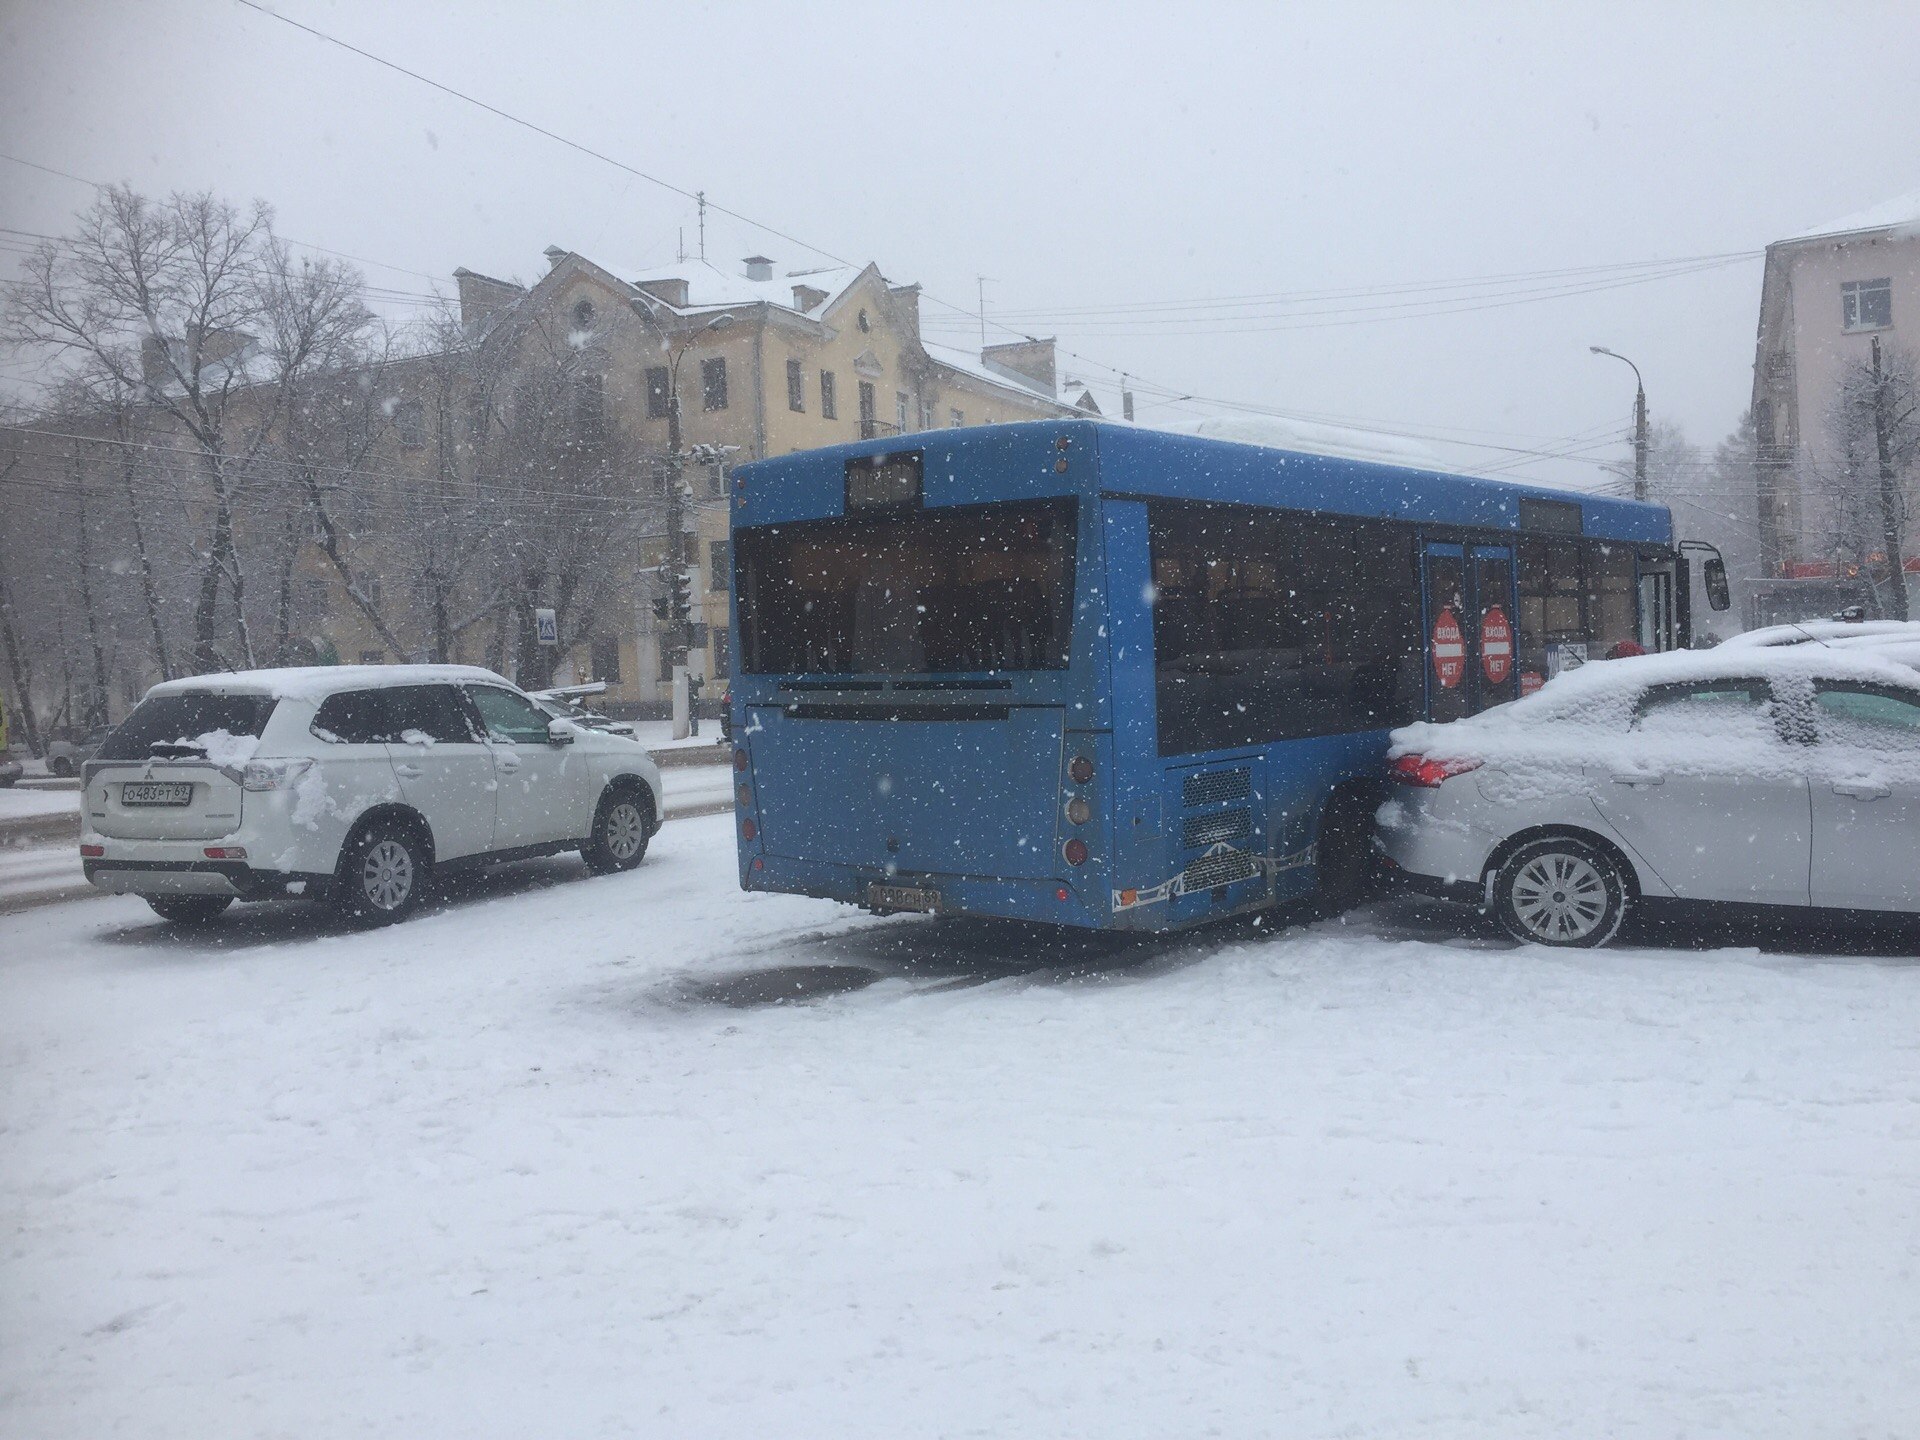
xmin=572 ymin=298 xmax=595 ymax=330
xmin=857 ymin=308 xmax=871 ymax=333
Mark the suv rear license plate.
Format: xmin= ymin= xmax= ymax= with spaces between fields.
xmin=122 ymin=781 xmax=193 ymax=807
xmin=867 ymin=883 xmax=940 ymax=913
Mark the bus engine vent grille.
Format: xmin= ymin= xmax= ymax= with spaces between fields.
xmin=1182 ymin=768 xmax=1250 ymax=808
xmin=1181 ymin=848 xmax=1258 ymax=893
xmin=1182 ymin=808 xmax=1251 ymax=849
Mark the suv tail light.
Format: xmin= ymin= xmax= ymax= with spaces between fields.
xmin=1389 ymin=754 xmax=1484 ymax=788
xmin=243 ymin=758 xmax=315 ymax=792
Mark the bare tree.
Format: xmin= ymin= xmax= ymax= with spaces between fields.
xmin=1804 ymin=343 xmax=1918 ymax=616
xmin=0 ymin=186 xmax=379 ymax=672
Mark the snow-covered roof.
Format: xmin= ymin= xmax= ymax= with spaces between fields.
xmin=1780 ymin=188 xmax=1920 ymax=244
xmin=920 ymin=338 xmax=1058 ymax=406
xmin=1721 ymin=619 xmax=1920 ymax=649
xmin=618 ymin=259 xmax=863 ymax=318
xmin=146 ymin=664 xmax=510 ymax=701
xmin=1141 ymin=412 xmax=1443 ymax=470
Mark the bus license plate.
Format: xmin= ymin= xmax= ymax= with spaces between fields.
xmin=122 ymin=781 xmax=193 ymax=807
xmin=867 ymin=883 xmax=940 ymax=913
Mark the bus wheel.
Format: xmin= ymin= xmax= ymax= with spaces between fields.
xmin=1313 ymin=790 xmax=1379 ymax=916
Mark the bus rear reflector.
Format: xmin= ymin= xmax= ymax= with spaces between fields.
xmin=1389 ymin=754 xmax=1484 ymax=788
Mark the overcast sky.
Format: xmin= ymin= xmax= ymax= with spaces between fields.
xmin=4 ymin=0 xmax=1918 ymax=491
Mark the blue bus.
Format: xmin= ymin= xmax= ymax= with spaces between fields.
xmin=727 ymin=419 xmax=1704 ymax=931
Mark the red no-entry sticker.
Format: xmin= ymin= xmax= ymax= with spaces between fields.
xmin=1481 ymin=604 xmax=1514 ymax=685
xmin=1432 ymin=606 xmax=1465 ymax=689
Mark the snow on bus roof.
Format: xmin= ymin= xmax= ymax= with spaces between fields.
xmin=144 ymin=664 xmax=510 ymax=701
xmin=1139 ymin=412 xmax=1443 ymax=470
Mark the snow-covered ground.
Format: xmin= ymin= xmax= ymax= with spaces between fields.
xmin=0 ymin=786 xmax=79 ymax=821
xmin=3 ymin=813 xmax=1917 ymax=1437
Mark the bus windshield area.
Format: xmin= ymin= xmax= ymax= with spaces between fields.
xmin=737 ymin=498 xmax=1077 ymax=675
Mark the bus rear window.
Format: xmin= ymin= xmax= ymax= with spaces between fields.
xmin=737 ymin=498 xmax=1077 ymax=675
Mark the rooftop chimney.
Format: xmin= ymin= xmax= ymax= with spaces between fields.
xmin=543 ymin=245 xmax=568 ymax=271
xmin=982 ymin=337 xmax=1057 ymax=395
xmin=742 ymin=255 xmax=774 ymax=281
xmin=453 ymin=267 xmax=527 ymax=329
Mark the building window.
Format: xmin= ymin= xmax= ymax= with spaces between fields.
xmin=1842 ymin=278 xmax=1892 ymax=332
xmin=590 ymin=634 xmax=622 ymax=685
xmin=949 ymin=408 xmax=964 ymax=428
xmin=571 ymin=298 xmax=595 ymax=330
xmin=645 ymin=367 xmax=670 ymax=419
xmin=713 ymin=628 xmax=732 ymax=680
xmin=701 ymin=357 xmax=729 ymax=411
xmin=709 ymin=539 xmax=731 ymax=592
xmin=858 ymin=380 xmax=877 ymax=438
xmin=896 ymin=391 xmax=910 ymax=432
xmin=394 ymin=399 xmax=426 ymax=448
xmin=919 ymin=399 xmax=933 ymax=430
xmin=786 ymin=357 xmax=805 ymax=412
xmin=857 ymin=308 xmax=871 ymax=333
xmin=820 ymin=369 xmax=837 ymax=420
xmin=572 ymin=371 xmax=605 ymax=442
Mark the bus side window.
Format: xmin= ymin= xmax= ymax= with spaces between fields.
xmin=1147 ymin=502 xmax=1422 ymax=755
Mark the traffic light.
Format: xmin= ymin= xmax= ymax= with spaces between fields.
xmin=653 ymin=566 xmax=692 ymax=624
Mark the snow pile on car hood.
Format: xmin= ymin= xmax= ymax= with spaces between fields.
xmin=1389 ymin=646 xmax=1920 ymax=778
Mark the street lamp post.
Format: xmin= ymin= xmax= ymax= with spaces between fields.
xmin=1589 ymin=346 xmax=1649 ymax=503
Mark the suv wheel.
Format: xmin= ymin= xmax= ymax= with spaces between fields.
xmin=336 ymin=820 xmax=427 ymax=926
xmin=49 ymin=755 xmax=74 ymax=778
xmin=147 ymin=895 xmax=232 ymax=926
xmin=1493 ymin=836 xmax=1628 ymax=948
xmin=583 ymin=786 xmax=652 ymax=874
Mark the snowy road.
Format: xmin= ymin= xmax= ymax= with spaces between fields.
xmin=3 ymin=813 xmax=1918 ymax=1437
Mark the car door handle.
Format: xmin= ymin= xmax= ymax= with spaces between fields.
xmin=1833 ymin=781 xmax=1891 ymax=800
xmin=495 ymin=753 xmax=521 ymax=773
xmin=1610 ymin=771 xmax=1665 ymax=787
xmin=393 ymin=763 xmax=424 ymax=779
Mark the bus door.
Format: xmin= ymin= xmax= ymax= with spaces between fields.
xmin=1638 ymin=556 xmax=1679 ymax=651
xmin=1422 ymin=542 xmax=1517 ymax=721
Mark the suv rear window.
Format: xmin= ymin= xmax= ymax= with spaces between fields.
xmin=96 ymin=693 xmax=279 ymax=761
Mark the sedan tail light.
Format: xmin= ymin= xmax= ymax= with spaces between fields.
xmin=1389 ymin=754 xmax=1484 ymax=788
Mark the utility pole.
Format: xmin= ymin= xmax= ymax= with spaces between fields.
xmin=696 ymin=192 xmax=706 ymax=262
xmin=1590 ymin=346 xmax=1649 ymax=502
xmin=1870 ymin=336 xmax=1911 ymax=621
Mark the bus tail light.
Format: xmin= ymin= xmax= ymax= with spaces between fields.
xmin=1063 ymin=838 xmax=1089 ymax=866
xmin=733 ymin=748 xmax=749 ymax=772
xmin=1068 ymin=755 xmax=1094 ymax=785
xmin=1389 ymin=754 xmax=1483 ymax=788
xmin=741 ymin=819 xmax=758 ymax=842
xmin=1065 ymin=797 xmax=1091 ymax=825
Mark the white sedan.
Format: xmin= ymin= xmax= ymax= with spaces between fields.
xmin=1375 ymin=647 xmax=1920 ymax=946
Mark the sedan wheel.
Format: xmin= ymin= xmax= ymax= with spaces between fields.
xmin=1493 ymin=836 xmax=1628 ymax=948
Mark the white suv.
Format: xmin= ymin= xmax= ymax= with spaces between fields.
xmin=81 ymin=665 xmax=664 ymax=927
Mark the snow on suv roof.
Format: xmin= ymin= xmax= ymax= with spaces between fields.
xmin=144 ymin=664 xmax=511 ymax=701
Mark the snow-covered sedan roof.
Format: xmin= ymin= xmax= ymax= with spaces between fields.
xmin=1720 ymin=619 xmax=1920 ymax=649
xmin=1391 ymin=645 xmax=1920 ymax=771
xmin=145 ymin=664 xmax=511 ymax=701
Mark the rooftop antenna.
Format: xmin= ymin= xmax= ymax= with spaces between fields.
xmin=697 ymin=191 xmax=706 ymax=262
xmin=977 ymin=275 xmax=994 ymax=350
xmin=676 ymin=227 xmax=685 ymax=263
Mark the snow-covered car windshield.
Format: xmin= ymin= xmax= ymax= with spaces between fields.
xmin=96 ymin=694 xmax=278 ymax=761
xmin=736 ymin=498 xmax=1077 ymax=675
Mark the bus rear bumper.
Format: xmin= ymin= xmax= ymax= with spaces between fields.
xmin=741 ymin=852 xmax=1114 ymax=929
